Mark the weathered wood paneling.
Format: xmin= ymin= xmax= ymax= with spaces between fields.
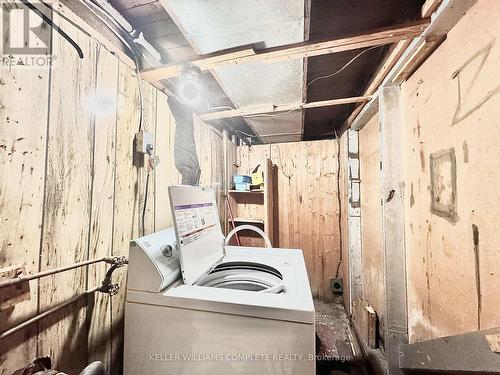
xmin=0 ymin=8 xmax=227 ymax=373
xmin=87 ymin=45 xmax=119 ymax=374
xmin=37 ymin=17 xmax=96 ymax=374
xmin=110 ymin=61 xmax=141 ymax=375
xmin=402 ymin=0 xmax=500 ymax=343
xmin=359 ymin=113 xmax=385 ymax=344
xmin=194 ymin=117 xmax=224 ymax=209
xmin=237 ymin=140 xmax=342 ymax=302
xmin=154 ymin=92 xmax=179 ymax=230
xmin=0 ymin=25 xmax=50 ymax=375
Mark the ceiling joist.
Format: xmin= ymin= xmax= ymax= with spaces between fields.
xmin=199 ymin=96 xmax=373 ymax=122
xmin=141 ymin=19 xmax=430 ymax=82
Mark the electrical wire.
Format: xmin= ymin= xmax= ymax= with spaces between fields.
xmin=141 ymin=171 xmax=150 ymax=237
xmin=272 ymin=144 xmax=293 ymax=180
xmin=235 ymin=45 xmax=382 ymax=120
xmin=134 ymin=55 xmax=144 ymax=132
xmin=20 ymin=0 xmax=84 ymax=58
xmin=334 ymin=129 xmax=343 ymax=279
xmin=306 ymin=45 xmax=381 ymax=90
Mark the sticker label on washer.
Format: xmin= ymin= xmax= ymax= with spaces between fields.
xmin=173 ymin=203 xmax=217 ymax=245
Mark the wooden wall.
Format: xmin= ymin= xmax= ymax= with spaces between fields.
xmin=0 ymin=12 xmax=230 ymax=375
xmin=358 ymin=113 xmax=385 ymax=346
xmin=237 ymin=140 xmax=344 ymax=302
xmin=402 ymin=0 xmax=500 ymax=343
xmin=349 ymin=0 xmax=500 ymax=348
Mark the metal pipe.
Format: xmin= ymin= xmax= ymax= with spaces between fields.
xmin=0 ymin=287 xmax=99 ymax=340
xmin=0 ymin=257 xmax=119 ymax=289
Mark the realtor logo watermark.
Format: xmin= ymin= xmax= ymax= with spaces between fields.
xmin=1 ymin=0 xmax=55 ymax=67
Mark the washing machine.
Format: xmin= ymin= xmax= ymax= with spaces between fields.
xmin=123 ymin=185 xmax=315 ymax=374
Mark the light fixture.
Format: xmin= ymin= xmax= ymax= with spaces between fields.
xmin=177 ymin=65 xmax=204 ymax=108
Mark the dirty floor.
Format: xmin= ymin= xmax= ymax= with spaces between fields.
xmin=315 ymin=301 xmax=368 ymax=375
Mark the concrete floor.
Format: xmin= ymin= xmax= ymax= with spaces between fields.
xmin=314 ymin=301 xmax=368 ymax=375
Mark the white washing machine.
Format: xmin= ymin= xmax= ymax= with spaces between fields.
xmin=124 ymin=185 xmax=315 ymax=374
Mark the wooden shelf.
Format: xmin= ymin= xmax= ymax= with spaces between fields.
xmin=226 ymin=158 xmax=275 ymax=246
xmin=233 ymin=217 xmax=264 ymax=225
xmin=229 ymin=189 xmax=264 ymax=194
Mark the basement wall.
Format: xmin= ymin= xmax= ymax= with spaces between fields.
xmin=237 ymin=138 xmax=347 ymax=302
xmin=402 ymin=0 xmax=500 ymax=343
xmin=352 ymin=0 xmax=500 ymax=350
xmin=0 ymin=15 xmax=232 ymax=375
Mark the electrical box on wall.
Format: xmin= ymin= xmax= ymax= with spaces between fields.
xmin=135 ymin=131 xmax=154 ymax=154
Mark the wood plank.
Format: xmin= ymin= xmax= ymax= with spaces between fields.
xmin=238 ymin=141 xmax=341 ymax=301
xmin=359 ymin=113 xmax=385 ymax=348
xmin=154 ymin=90 xmax=175 ymax=230
xmin=194 ymin=117 xmax=224 ymax=214
xmin=139 ymin=83 xmax=156 ymax=235
xmin=86 ymin=45 xmax=119 ymax=375
xmin=0 ymin=19 xmax=50 ymax=370
xmin=110 ymin=61 xmax=141 ymax=375
xmin=392 ymin=36 xmax=445 ymax=83
xmin=379 ymin=85 xmax=408 ymax=375
xmin=347 ymin=0 xmax=473 ymax=129
xmin=352 ymin=298 xmax=378 ymax=349
xmin=141 ymin=20 xmax=430 ymax=82
xmin=200 ymin=96 xmax=373 ymax=121
xmin=346 ymin=41 xmax=409 ymax=128
xmin=263 ymin=159 xmax=274 ymax=246
xmin=400 ymin=327 xmax=500 ymax=372
xmin=53 ymin=0 xmax=135 ymax=69
xmin=0 ymin=265 xmax=30 ymax=312
xmin=422 ymin=0 xmax=443 ymax=17
xmin=38 ymin=16 xmax=96 ymax=373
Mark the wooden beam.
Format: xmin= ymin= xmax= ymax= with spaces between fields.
xmin=345 ymin=0 xmax=444 ymax=128
xmin=346 ymin=40 xmax=409 ymax=127
xmin=351 ymin=93 xmax=379 ymax=131
xmin=422 ymin=0 xmax=443 ymax=17
xmin=379 ymin=86 xmax=408 ymax=375
xmin=389 ymin=0 xmax=477 ymax=85
xmin=141 ymin=20 xmax=430 ymax=82
xmin=347 ymin=0 xmax=477 ymax=131
xmin=391 ymin=35 xmax=445 ymax=82
xmin=199 ymin=95 xmax=373 ymax=121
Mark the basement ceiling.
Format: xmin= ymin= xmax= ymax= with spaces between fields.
xmin=112 ymin=0 xmax=425 ymax=143
xmin=162 ymin=0 xmax=305 ymax=143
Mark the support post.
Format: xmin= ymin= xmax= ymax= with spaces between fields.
xmin=379 ymin=85 xmax=408 ymax=374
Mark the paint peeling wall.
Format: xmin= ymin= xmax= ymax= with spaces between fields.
xmin=402 ymin=0 xmax=500 ymax=343
xmin=0 ymin=11 xmax=230 ymax=375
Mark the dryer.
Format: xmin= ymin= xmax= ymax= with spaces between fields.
xmin=124 ymin=185 xmax=315 ymax=374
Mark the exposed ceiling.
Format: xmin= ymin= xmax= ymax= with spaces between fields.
xmin=111 ymin=0 xmax=425 ymax=143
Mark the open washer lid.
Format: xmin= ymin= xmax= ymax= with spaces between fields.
xmin=168 ymin=185 xmax=225 ymax=285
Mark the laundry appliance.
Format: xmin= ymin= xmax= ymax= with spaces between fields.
xmin=124 ymin=185 xmax=315 ymax=374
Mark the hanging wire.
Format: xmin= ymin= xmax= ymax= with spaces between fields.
xmin=305 ymin=45 xmax=381 ymax=90
xmin=273 ymin=144 xmax=293 ymax=180
xmin=232 ymin=45 xmax=383 ymax=119
xmin=334 ymin=129 xmax=343 ymax=279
